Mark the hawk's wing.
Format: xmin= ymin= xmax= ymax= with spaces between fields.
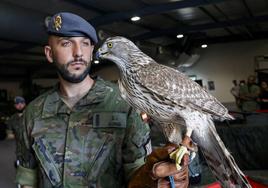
xmin=135 ymin=62 xmax=229 ymax=118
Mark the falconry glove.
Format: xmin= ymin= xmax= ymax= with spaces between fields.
xmin=128 ymin=143 xmax=189 ymax=188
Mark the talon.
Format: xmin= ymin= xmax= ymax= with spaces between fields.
xmin=169 ymin=135 xmax=198 ymax=170
xmin=169 ymin=146 xmax=190 ymax=170
xmin=181 ymin=136 xmax=198 ymax=153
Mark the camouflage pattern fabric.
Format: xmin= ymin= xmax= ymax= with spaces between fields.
xmin=239 ymin=84 xmax=260 ymax=112
xmin=16 ymin=78 xmax=151 ymax=188
xmin=6 ymin=112 xmax=24 ymax=161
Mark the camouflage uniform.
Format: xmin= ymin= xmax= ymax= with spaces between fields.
xmin=239 ymin=84 xmax=260 ymax=112
xmin=5 ymin=112 xmax=24 ymax=161
xmin=16 ymin=78 xmax=151 ymax=188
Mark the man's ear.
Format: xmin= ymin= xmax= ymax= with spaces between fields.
xmin=44 ymin=45 xmax=53 ymax=63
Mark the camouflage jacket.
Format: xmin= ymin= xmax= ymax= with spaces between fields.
xmin=5 ymin=112 xmax=24 ymax=160
xmin=239 ymin=84 xmax=260 ymax=112
xmin=16 ymin=78 xmax=151 ymax=188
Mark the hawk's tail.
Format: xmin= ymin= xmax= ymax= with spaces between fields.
xmin=194 ymin=120 xmax=251 ymax=188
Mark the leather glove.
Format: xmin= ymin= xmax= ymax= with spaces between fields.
xmin=128 ymin=143 xmax=189 ymax=188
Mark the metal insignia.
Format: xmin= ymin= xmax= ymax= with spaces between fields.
xmin=54 ymin=15 xmax=62 ymax=31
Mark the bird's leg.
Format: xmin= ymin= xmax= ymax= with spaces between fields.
xmin=185 ymin=127 xmax=193 ymax=138
xmin=169 ymin=128 xmax=193 ymax=170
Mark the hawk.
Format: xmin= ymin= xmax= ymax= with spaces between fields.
xmin=97 ymin=36 xmax=251 ymax=188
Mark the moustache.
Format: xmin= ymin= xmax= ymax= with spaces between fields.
xmin=67 ymin=58 xmax=88 ymax=66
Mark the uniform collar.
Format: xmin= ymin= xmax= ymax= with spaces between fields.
xmin=76 ymin=79 xmax=108 ymax=107
xmin=41 ymin=88 xmax=62 ymax=118
xmin=41 ymin=79 xmax=109 ymax=118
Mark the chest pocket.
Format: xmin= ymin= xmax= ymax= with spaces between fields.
xmin=92 ymin=112 xmax=127 ymax=128
xmin=87 ymin=112 xmax=127 ymax=184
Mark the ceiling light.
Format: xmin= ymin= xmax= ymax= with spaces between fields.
xmin=94 ymin=60 xmax=100 ymax=64
xmin=201 ymin=44 xmax=208 ymax=48
xmin=131 ymin=16 xmax=141 ymax=22
xmin=176 ymin=34 xmax=184 ymax=39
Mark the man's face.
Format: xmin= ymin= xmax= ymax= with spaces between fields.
xmin=14 ymin=102 xmax=26 ymax=111
xmin=45 ymin=36 xmax=94 ymax=83
xmin=248 ymin=76 xmax=256 ymax=84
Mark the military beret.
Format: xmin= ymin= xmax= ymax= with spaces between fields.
xmin=47 ymin=12 xmax=98 ymax=44
xmin=14 ymin=96 xmax=25 ymax=104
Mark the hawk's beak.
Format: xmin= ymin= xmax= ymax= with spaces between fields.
xmin=95 ymin=50 xmax=100 ymax=60
xmin=96 ymin=48 xmax=108 ymax=60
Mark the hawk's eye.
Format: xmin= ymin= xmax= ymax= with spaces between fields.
xmin=107 ymin=42 xmax=113 ymax=48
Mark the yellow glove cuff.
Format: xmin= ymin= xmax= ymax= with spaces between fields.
xmin=169 ymin=146 xmax=190 ymax=170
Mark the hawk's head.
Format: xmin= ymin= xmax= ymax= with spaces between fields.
xmin=97 ymin=36 xmax=149 ymax=71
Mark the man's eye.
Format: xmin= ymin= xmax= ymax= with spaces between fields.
xmin=61 ymin=41 xmax=70 ymax=47
xmin=83 ymin=41 xmax=90 ymax=46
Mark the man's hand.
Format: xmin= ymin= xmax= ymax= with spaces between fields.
xmin=128 ymin=143 xmax=189 ymax=188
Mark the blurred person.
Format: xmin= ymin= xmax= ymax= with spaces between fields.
xmin=239 ymin=75 xmax=260 ymax=112
xmin=230 ymin=80 xmax=241 ymax=109
xmin=5 ymin=96 xmax=26 ymax=162
xmin=5 ymin=96 xmax=26 ymax=188
xmin=259 ymin=81 xmax=268 ymax=110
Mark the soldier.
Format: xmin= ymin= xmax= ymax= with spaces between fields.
xmin=6 ymin=96 xmax=26 ymax=164
xmin=6 ymin=96 xmax=26 ymax=188
xmin=239 ymin=75 xmax=261 ymax=112
xmin=16 ymin=12 xmax=189 ymax=188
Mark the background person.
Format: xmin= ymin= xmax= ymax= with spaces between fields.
xmin=5 ymin=96 xmax=26 ymax=188
xmin=230 ymin=80 xmax=241 ymax=110
xmin=5 ymin=96 xmax=26 ymax=163
xmin=259 ymin=80 xmax=268 ymax=110
xmin=239 ymin=75 xmax=260 ymax=112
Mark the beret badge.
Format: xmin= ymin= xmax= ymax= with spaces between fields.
xmin=54 ymin=15 xmax=62 ymax=31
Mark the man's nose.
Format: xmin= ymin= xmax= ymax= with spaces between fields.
xmin=73 ymin=44 xmax=83 ymax=57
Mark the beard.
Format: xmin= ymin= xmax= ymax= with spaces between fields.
xmin=55 ymin=58 xmax=91 ymax=83
xmin=16 ymin=109 xmax=24 ymax=113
